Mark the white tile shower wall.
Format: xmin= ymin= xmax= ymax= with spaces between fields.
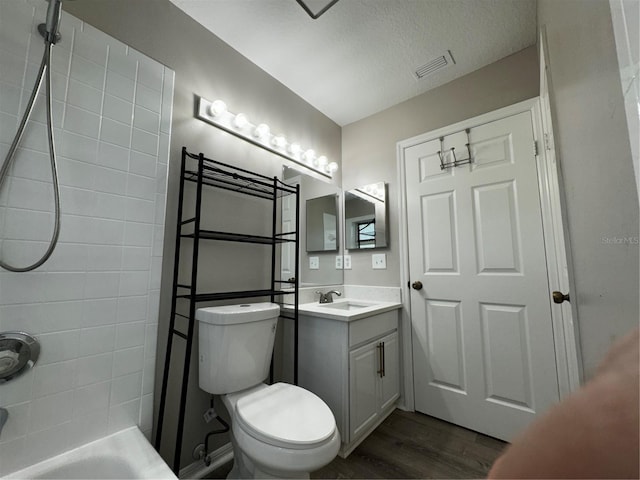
xmin=0 ymin=1 xmax=174 ymax=474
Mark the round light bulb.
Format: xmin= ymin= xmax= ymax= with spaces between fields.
xmin=288 ymin=143 xmax=301 ymax=156
xmin=327 ymin=162 xmax=339 ymax=174
xmin=303 ymin=149 xmax=315 ymax=164
xmin=208 ymin=100 xmax=227 ymax=117
xmin=253 ymin=123 xmax=270 ymax=138
xmin=317 ymin=155 xmax=328 ymax=167
xmin=234 ymin=113 xmax=248 ymax=128
xmin=272 ymin=135 xmax=286 ymax=148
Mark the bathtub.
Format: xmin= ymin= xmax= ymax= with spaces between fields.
xmin=5 ymin=427 xmax=176 ymax=479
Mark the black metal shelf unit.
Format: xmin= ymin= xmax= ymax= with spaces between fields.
xmin=155 ymin=147 xmax=300 ymax=473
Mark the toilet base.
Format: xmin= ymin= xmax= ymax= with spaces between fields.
xmin=227 ymin=436 xmax=310 ymax=479
xmin=220 ymin=384 xmax=340 ymax=479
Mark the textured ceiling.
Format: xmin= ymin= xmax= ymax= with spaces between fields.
xmin=170 ymin=0 xmax=537 ymax=126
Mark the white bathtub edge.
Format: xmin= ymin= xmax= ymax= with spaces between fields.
xmin=4 ymin=426 xmax=175 ymax=479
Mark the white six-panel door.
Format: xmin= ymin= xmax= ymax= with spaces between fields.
xmin=406 ymin=111 xmax=560 ymax=441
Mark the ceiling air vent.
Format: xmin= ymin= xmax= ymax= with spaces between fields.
xmin=414 ymin=50 xmax=455 ymax=80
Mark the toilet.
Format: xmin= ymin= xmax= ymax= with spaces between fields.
xmin=196 ymin=302 xmax=340 ymax=479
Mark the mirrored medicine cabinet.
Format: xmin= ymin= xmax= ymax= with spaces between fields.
xmin=282 ymin=166 xmax=342 ymax=287
xmin=344 ymin=182 xmax=389 ymax=250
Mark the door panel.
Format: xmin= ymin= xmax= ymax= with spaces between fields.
xmin=349 ymin=343 xmax=379 ymax=442
xmin=407 ymin=110 xmax=559 ymax=441
xmin=471 ymin=133 xmax=514 ymax=170
xmin=419 ymin=150 xmax=453 ymax=181
xmin=480 ymin=303 xmax=533 ymax=410
xmin=472 ymin=181 xmax=521 ymax=274
xmin=422 ymin=191 xmax=459 ymax=273
xmin=425 ymin=299 xmax=465 ymax=392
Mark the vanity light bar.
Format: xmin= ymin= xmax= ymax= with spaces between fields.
xmin=355 ymin=182 xmax=385 ymax=202
xmin=195 ymin=96 xmax=338 ymax=179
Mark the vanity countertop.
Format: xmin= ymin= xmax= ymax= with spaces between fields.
xmin=283 ymin=299 xmax=402 ymax=322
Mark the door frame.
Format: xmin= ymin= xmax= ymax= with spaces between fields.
xmin=396 ymin=98 xmax=582 ymax=412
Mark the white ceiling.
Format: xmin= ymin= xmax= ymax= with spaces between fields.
xmin=170 ymin=0 xmax=537 ymax=126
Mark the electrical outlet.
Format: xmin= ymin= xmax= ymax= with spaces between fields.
xmin=309 ymin=256 xmax=319 ymax=270
xmin=343 ymin=255 xmax=352 ymax=269
xmin=335 ymin=255 xmax=343 ymax=269
xmin=372 ymin=253 xmax=386 ymax=269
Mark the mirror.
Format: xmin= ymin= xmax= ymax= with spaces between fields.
xmin=344 ymin=182 xmax=389 ymax=250
xmin=282 ymin=166 xmax=342 ymax=286
xmin=306 ymin=195 xmax=338 ymax=252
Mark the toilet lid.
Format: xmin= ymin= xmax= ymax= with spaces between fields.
xmin=235 ymin=383 xmax=336 ymax=448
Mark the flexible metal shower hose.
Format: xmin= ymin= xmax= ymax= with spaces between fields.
xmin=0 ymin=38 xmax=61 ymax=272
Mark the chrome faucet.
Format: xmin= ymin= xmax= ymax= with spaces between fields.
xmin=316 ymin=290 xmax=342 ymax=304
xmin=0 ymin=408 xmax=8 ymax=439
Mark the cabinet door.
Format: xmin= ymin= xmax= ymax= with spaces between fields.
xmin=379 ymin=331 xmax=400 ymax=412
xmin=349 ymin=341 xmax=380 ymax=442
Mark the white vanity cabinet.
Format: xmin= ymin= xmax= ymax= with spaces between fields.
xmin=298 ymin=307 xmax=400 ymax=457
xmin=349 ymin=330 xmax=399 ymax=442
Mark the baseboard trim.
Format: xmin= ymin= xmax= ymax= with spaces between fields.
xmin=179 ymin=442 xmax=233 ymax=479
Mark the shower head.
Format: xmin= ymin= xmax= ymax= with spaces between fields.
xmin=38 ymin=0 xmax=64 ymax=44
xmin=45 ymin=0 xmax=63 ymax=35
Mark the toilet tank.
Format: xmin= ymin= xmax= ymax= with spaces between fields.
xmin=196 ymin=302 xmax=280 ymax=395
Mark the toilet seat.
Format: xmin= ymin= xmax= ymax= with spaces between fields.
xmin=234 ymin=383 xmax=336 ymax=450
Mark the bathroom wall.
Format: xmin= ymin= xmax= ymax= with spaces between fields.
xmin=0 ymin=0 xmax=173 ymax=474
xmin=538 ymin=0 xmax=639 ymax=377
xmin=341 ymin=46 xmax=539 ymax=286
xmin=63 ymin=0 xmax=342 ymax=470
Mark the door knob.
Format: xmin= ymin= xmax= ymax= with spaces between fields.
xmin=412 ymin=281 xmax=423 ymax=291
xmin=552 ymin=291 xmax=570 ymax=304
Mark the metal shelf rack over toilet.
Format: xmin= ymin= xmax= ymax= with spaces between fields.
xmin=155 ymin=147 xmax=300 ymax=473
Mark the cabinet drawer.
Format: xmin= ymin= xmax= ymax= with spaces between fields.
xmin=349 ymin=310 xmax=397 ymax=348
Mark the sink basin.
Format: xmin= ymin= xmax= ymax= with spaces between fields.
xmin=320 ymin=301 xmax=374 ymax=311
xmin=292 ymin=298 xmax=401 ymax=321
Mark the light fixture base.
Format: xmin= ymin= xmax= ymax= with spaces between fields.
xmin=194 ymin=96 xmax=336 ymax=180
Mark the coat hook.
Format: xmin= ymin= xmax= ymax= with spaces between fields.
xmin=438 ymin=136 xmax=446 ymax=170
xmin=439 ymin=130 xmax=473 ymax=170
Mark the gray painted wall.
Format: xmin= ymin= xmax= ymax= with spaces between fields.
xmin=538 ymin=0 xmax=639 ymax=377
xmin=64 ymin=0 xmax=341 ymax=470
xmin=341 ymin=46 xmax=540 ymax=285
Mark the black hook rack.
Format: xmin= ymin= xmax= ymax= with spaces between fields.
xmin=438 ymin=128 xmax=473 ymax=170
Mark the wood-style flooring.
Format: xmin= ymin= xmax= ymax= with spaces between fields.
xmin=206 ymin=409 xmax=507 ymax=479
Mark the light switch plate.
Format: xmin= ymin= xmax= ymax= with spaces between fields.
xmin=343 ymin=255 xmax=352 ymax=269
xmin=335 ymin=255 xmax=343 ymax=269
xmin=309 ymin=256 xmax=319 ymax=270
xmin=372 ymin=253 xmax=386 ymax=269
